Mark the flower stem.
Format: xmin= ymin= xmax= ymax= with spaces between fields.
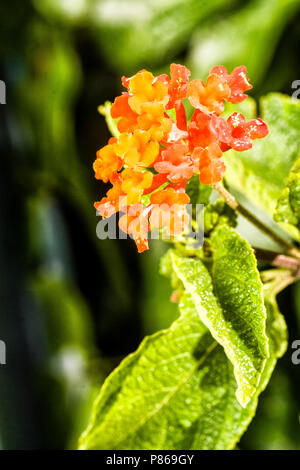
xmin=213 ymin=182 xmax=300 ymax=257
xmin=98 ymin=101 xmax=120 ymax=138
xmin=260 ymin=268 xmax=292 ymax=283
xmin=254 ymin=248 xmax=300 ymax=270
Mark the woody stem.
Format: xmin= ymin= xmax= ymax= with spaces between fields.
xmin=253 ymin=248 xmax=300 ymax=271
xmin=213 ymin=182 xmax=300 ymax=258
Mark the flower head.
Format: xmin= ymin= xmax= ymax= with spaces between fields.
xmin=93 ymin=64 xmax=268 ymax=252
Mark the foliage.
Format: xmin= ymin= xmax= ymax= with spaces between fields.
xmin=274 ymin=154 xmax=300 ymax=237
xmin=79 ymin=261 xmax=287 ymax=449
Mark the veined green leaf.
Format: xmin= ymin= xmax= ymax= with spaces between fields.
xmin=171 ymin=226 xmax=269 ymax=406
xmin=263 ymin=293 xmax=287 ymax=365
xmin=79 ymin=288 xmax=285 ymax=450
xmin=274 ymin=153 xmax=300 ymax=238
xmin=224 ymin=93 xmax=300 ymax=240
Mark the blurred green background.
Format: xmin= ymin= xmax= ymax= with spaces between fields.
xmin=0 ymin=0 xmax=300 ymax=450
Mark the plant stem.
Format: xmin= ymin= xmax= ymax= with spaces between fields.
xmin=260 ymin=268 xmax=292 ymax=283
xmin=213 ymin=182 xmax=300 ymax=258
xmin=98 ymin=101 xmax=120 ymax=138
xmin=254 ymin=248 xmax=300 ymax=270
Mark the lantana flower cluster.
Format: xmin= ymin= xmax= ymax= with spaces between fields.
xmin=94 ymin=64 xmax=268 ymax=253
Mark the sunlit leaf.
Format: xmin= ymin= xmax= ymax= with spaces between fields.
xmin=79 ymin=287 xmax=286 ymax=450
xmin=274 ymin=153 xmax=300 ymax=239
xmin=224 ymin=93 xmax=300 ymax=240
xmin=171 ymin=226 xmax=269 ymax=406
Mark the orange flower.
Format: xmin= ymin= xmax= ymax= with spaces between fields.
xmin=115 ymin=130 xmax=159 ymax=167
xmin=188 ymin=110 xmax=230 ymax=149
xmin=142 ymin=173 xmax=169 ymax=195
xmin=154 ymin=143 xmax=194 ymax=184
xmin=193 ymin=143 xmax=226 ymax=185
xmin=188 ymin=74 xmax=230 ymax=115
xmin=111 ymin=94 xmax=138 ymax=133
xmin=94 ymin=174 xmax=125 ymax=218
xmin=210 ymin=65 xmax=252 ymax=104
xmin=188 ymin=66 xmax=253 ymax=116
xmin=113 ymin=73 xmax=173 ymax=139
xmin=119 ymin=204 xmax=149 ymax=253
xmin=150 ymin=187 xmax=190 ymax=206
xmin=137 ymin=111 xmax=172 ymax=141
xmin=150 ymin=188 xmax=190 ymax=236
xmin=166 ymin=63 xmax=191 ymax=108
xmin=128 ymin=70 xmax=169 ymax=115
xmin=120 ymin=168 xmax=153 ymax=204
xmin=93 ymin=143 xmax=122 ymax=183
xmin=158 ymin=64 xmax=190 ymax=131
xmin=220 ymin=112 xmax=269 ymax=151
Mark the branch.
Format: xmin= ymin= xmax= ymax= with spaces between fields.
xmin=254 ymin=247 xmax=300 ymax=271
xmin=213 ymin=182 xmax=300 ymax=258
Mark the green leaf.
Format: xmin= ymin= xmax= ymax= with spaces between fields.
xmin=224 ymin=93 xmax=300 ymax=236
xmin=79 ymin=287 xmax=286 ymax=450
xmin=274 ymin=153 xmax=300 ymax=238
xmin=171 ymin=226 xmax=269 ymax=406
xmin=238 ymin=293 xmax=288 ymax=449
xmin=263 ymin=293 xmax=287 ymax=364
